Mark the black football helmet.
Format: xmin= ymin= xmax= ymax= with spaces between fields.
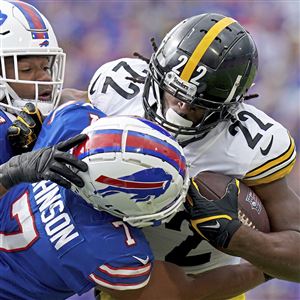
xmin=143 ymin=13 xmax=258 ymax=146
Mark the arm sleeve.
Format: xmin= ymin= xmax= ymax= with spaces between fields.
xmin=243 ymin=128 xmax=296 ymax=186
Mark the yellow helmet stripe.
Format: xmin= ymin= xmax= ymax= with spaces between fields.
xmin=180 ymin=17 xmax=237 ymax=81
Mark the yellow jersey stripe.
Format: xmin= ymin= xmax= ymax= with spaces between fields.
xmin=180 ymin=17 xmax=236 ymax=81
xmin=244 ymin=157 xmax=296 ymax=186
xmin=245 ymin=135 xmax=295 ymax=178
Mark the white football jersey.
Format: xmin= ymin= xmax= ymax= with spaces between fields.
xmin=88 ymin=57 xmax=296 ymax=274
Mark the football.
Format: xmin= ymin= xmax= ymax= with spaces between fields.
xmin=192 ymin=172 xmax=270 ymax=233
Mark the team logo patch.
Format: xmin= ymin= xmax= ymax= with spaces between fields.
xmin=0 ymin=11 xmax=7 ymax=26
xmin=95 ymin=168 xmax=172 ymax=202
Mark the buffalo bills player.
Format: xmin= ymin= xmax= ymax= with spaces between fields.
xmin=0 ymin=0 xmax=66 ymax=152
xmin=88 ymin=12 xmax=299 ymax=286
xmin=0 ymin=0 xmax=88 ymax=195
xmin=0 ymin=99 xmax=267 ymax=300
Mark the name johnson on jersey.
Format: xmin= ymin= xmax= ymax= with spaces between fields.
xmin=32 ymin=180 xmax=80 ymax=251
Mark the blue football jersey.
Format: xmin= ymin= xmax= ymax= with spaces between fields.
xmin=0 ymin=109 xmax=14 ymax=164
xmin=0 ymin=102 xmax=154 ymax=300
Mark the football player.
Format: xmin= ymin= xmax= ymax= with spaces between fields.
xmin=0 ymin=0 xmax=67 ymax=153
xmin=88 ymin=13 xmax=299 ymax=284
xmin=0 ymin=99 xmax=267 ymax=300
xmin=0 ymin=0 xmax=88 ymax=194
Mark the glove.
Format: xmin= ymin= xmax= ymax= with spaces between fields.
xmin=185 ymin=178 xmax=242 ymax=248
xmin=0 ymin=134 xmax=88 ymax=190
xmin=7 ymin=102 xmax=43 ymax=153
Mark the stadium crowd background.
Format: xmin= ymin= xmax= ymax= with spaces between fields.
xmin=28 ymin=1 xmax=300 ymax=299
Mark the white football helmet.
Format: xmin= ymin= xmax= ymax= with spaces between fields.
xmin=71 ymin=116 xmax=189 ymax=228
xmin=0 ymin=0 xmax=66 ymax=116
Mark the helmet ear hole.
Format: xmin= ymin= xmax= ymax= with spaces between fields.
xmin=71 ymin=116 xmax=189 ymax=228
xmin=143 ymin=13 xmax=258 ymax=145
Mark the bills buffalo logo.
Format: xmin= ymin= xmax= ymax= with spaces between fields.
xmin=39 ymin=40 xmax=49 ymax=47
xmin=95 ymin=168 xmax=172 ymax=202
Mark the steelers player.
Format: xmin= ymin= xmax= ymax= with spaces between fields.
xmin=87 ymin=12 xmax=299 ymax=296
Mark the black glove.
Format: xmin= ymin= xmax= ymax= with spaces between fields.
xmin=7 ymin=102 xmax=43 ymax=154
xmin=185 ymin=178 xmax=242 ymax=248
xmin=0 ymin=134 xmax=88 ymax=190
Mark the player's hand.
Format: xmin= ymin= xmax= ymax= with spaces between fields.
xmin=185 ymin=178 xmax=242 ymax=248
xmin=7 ymin=102 xmax=43 ymax=153
xmin=0 ymin=134 xmax=88 ymax=190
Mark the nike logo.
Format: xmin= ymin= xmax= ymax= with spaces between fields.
xmin=199 ymin=221 xmax=221 ymax=229
xmin=132 ymin=255 xmax=150 ymax=265
xmin=89 ymin=73 xmax=101 ymax=95
xmin=260 ymin=135 xmax=274 ymax=156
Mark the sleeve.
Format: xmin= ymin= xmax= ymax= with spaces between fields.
xmin=87 ymin=58 xmax=148 ymax=115
xmin=33 ymin=102 xmax=106 ymax=149
xmin=57 ymin=208 xmax=154 ymax=294
xmin=87 ymin=219 xmax=153 ymax=291
xmin=243 ymin=128 xmax=296 ymax=186
xmin=88 ymin=257 xmax=152 ymax=291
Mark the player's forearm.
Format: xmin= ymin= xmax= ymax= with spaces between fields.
xmin=106 ymin=261 xmax=265 ymax=300
xmin=192 ymin=262 xmax=266 ymax=300
xmin=228 ymin=226 xmax=300 ymax=282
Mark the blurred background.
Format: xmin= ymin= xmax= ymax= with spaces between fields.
xmin=28 ymin=0 xmax=300 ymax=299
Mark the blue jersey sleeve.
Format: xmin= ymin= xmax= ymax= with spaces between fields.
xmin=58 ymin=190 xmax=154 ymax=293
xmin=34 ymin=101 xmax=106 ymax=149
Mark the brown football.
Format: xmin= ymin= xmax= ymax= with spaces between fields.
xmin=192 ymin=171 xmax=270 ymax=233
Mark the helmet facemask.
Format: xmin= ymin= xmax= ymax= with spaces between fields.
xmin=0 ymin=53 xmax=65 ymax=116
